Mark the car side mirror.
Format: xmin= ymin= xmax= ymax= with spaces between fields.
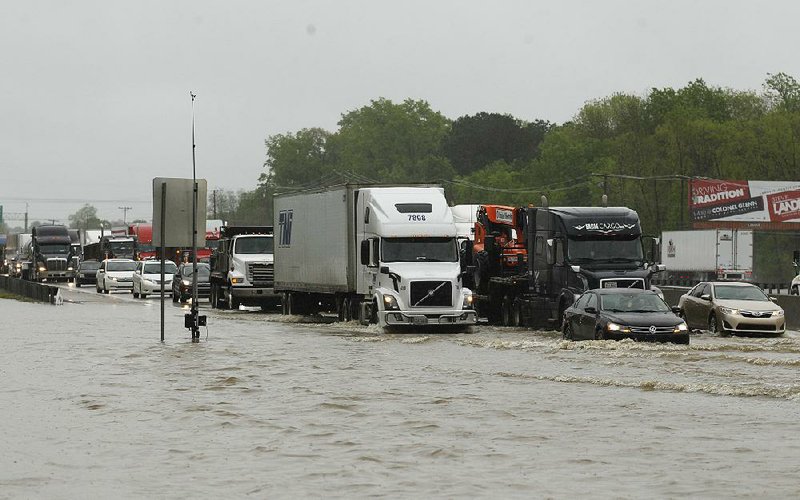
xmin=380 ymin=266 xmax=390 ymax=275
xmin=700 ymin=294 xmax=711 ymax=301
xmin=671 ymin=306 xmax=682 ymax=314
xmin=770 ymin=297 xmax=777 ymax=302
xmin=584 ymin=306 xmax=597 ymax=314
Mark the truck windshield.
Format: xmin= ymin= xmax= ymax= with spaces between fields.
xmin=110 ymin=241 xmax=134 ymax=253
xmin=568 ymin=238 xmax=643 ymax=264
xmin=234 ymin=236 xmax=274 ymax=254
xmin=38 ymin=244 xmax=70 ymax=255
xmin=382 ymin=237 xmax=458 ymax=262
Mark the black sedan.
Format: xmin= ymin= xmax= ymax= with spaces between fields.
xmin=73 ymin=260 xmax=101 ymax=287
xmin=172 ymin=262 xmax=211 ymax=303
xmin=563 ymin=288 xmax=690 ymax=344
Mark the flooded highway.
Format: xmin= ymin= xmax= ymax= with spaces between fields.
xmin=2 ymin=285 xmax=799 ymax=498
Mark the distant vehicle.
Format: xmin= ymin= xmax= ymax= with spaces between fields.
xmin=791 ymin=251 xmax=800 ymax=295
xmin=678 ymin=282 xmax=785 ymax=336
xmin=73 ymin=260 xmax=101 ymax=287
xmin=0 ymin=234 xmax=7 ymax=274
xmin=84 ymin=235 xmax=136 ymax=261
xmin=173 ymin=262 xmax=211 ymax=303
xmin=128 ymin=223 xmax=156 ymax=260
xmin=661 ymin=229 xmax=752 ymax=282
xmin=96 ymin=258 xmax=137 ymax=294
xmin=563 ymin=288 xmax=689 ymax=344
xmin=30 ymin=225 xmax=76 ymax=282
xmin=132 ymin=260 xmax=177 ymax=298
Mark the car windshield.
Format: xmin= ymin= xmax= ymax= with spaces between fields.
xmin=234 ymin=236 xmax=274 ymax=254
xmin=107 ymin=261 xmax=137 ymax=272
xmin=38 ymin=244 xmax=70 ymax=255
xmin=143 ymin=262 xmax=178 ymax=274
xmin=181 ymin=265 xmax=211 ymax=277
xmin=600 ymin=293 xmax=670 ymax=313
xmin=80 ymin=261 xmax=101 ymax=271
xmin=568 ymin=238 xmax=643 ymax=263
xmin=381 ymin=237 xmax=458 ymax=262
xmin=714 ymin=285 xmax=768 ymax=301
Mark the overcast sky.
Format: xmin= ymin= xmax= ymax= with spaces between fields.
xmin=2 ymin=0 xmax=798 ymax=226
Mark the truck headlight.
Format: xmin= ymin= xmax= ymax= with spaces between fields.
xmin=462 ymin=293 xmax=474 ymax=309
xmin=231 ymin=277 xmax=243 ymax=284
xmin=39 ymin=266 xmax=47 ymax=272
xmin=67 ymin=266 xmax=74 ymax=271
xmin=383 ymin=294 xmax=400 ymax=311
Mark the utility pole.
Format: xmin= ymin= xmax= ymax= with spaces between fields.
xmin=213 ymin=189 xmax=217 ymax=219
xmin=118 ymin=206 xmax=132 ymax=224
xmin=24 ymin=203 xmax=28 ymax=233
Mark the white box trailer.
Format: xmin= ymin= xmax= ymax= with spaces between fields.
xmin=661 ymin=229 xmax=753 ymax=281
xmin=274 ymin=184 xmax=477 ymax=329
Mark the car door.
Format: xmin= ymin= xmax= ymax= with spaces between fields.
xmin=684 ymin=283 xmax=705 ymax=328
xmin=578 ymin=292 xmax=599 ymax=340
xmin=566 ymin=293 xmax=589 ymax=337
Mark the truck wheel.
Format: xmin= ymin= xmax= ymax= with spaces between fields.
xmin=473 ymin=252 xmax=489 ymax=295
xmin=228 ymin=293 xmax=240 ymax=310
xmin=371 ymin=299 xmax=379 ymax=324
xmin=501 ymin=295 xmax=512 ymax=326
xmin=340 ymin=296 xmax=352 ymax=322
xmin=512 ymin=299 xmax=523 ymax=327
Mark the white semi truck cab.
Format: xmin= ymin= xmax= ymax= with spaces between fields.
xmin=358 ymin=188 xmax=477 ymax=327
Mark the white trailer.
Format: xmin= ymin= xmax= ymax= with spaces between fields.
xmin=274 ymin=184 xmax=477 ymax=329
xmin=661 ymin=229 xmax=753 ymax=281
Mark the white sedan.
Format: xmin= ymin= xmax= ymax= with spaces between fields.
xmin=96 ymin=259 xmax=137 ymax=294
xmin=132 ymin=260 xmax=177 ymax=298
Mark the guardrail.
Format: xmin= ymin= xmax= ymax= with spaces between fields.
xmin=659 ymin=286 xmax=800 ymax=330
xmin=0 ymin=276 xmax=60 ymax=303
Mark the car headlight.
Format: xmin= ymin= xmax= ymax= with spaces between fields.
xmin=462 ymin=293 xmax=474 ymax=310
xmin=182 ymin=279 xmax=192 ymax=286
xmin=675 ymin=322 xmax=688 ymax=332
xmin=383 ymin=294 xmax=400 ymax=311
xmin=772 ymin=310 xmax=784 ymax=317
xmin=605 ymin=322 xmax=630 ymax=333
xmin=718 ymin=306 xmax=738 ymax=315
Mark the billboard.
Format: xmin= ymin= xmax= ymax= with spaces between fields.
xmin=690 ymin=179 xmax=800 ymax=228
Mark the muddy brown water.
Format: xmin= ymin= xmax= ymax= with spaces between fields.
xmin=1 ymin=284 xmax=799 ymax=498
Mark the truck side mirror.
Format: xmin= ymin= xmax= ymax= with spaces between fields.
xmin=546 ymin=239 xmax=555 ymax=266
xmin=380 ymin=266 xmax=390 ymax=275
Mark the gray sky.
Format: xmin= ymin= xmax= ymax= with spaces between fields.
xmin=2 ymin=0 xmax=798 ymax=226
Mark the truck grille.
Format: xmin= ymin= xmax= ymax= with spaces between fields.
xmin=47 ymin=258 xmax=67 ymax=271
xmin=410 ymin=281 xmax=452 ymax=307
xmin=247 ymin=262 xmax=274 ymax=286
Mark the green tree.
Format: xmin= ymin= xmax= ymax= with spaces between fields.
xmin=442 ymin=112 xmax=551 ymax=175
xmin=331 ymin=98 xmax=453 ymax=182
xmin=264 ymin=128 xmax=332 ymax=189
xmin=68 ymin=204 xmax=103 ymax=229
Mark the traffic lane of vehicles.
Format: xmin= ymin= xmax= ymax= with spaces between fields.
xmin=678 ymin=282 xmax=785 ymax=336
xmin=562 ymin=288 xmax=690 ymax=344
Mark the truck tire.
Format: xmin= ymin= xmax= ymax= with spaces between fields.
xmin=286 ymin=293 xmax=295 ymax=315
xmin=228 ymin=292 xmax=240 ymax=310
xmin=512 ymin=299 xmax=523 ymax=327
xmin=473 ymin=251 xmax=490 ymax=295
xmin=501 ymin=295 xmax=512 ymax=326
xmin=340 ymin=296 xmax=352 ymax=322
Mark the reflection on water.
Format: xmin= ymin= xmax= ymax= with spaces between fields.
xmin=1 ymin=286 xmax=799 ymax=498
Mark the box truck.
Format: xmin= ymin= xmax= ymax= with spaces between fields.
xmin=273 ymin=184 xmax=477 ymax=329
xmin=661 ymin=229 xmax=753 ymax=282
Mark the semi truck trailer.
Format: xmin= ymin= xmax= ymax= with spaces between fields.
xmin=273 ymin=184 xmax=477 ymax=329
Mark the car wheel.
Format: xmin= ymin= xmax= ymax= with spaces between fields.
xmin=141 ymin=292 xmax=147 ymax=299
xmin=563 ymin=320 xmax=574 ymax=340
xmin=133 ymin=290 xmax=139 ymax=298
xmin=594 ymin=328 xmax=604 ymax=340
xmin=172 ymin=290 xmax=179 ymax=302
xmin=709 ymin=313 xmax=728 ymax=336
xmin=96 ymin=285 xmax=101 ymax=294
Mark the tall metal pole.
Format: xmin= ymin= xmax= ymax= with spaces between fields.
xmin=190 ymin=92 xmax=199 ymax=342
xmin=161 ymin=183 xmax=166 ymax=343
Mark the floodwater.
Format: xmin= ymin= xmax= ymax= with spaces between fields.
xmin=1 ymin=285 xmax=799 ymax=498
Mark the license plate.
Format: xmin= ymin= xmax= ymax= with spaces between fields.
xmin=412 ymin=316 xmax=428 ymax=325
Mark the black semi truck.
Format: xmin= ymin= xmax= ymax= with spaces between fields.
xmin=29 ymin=225 xmax=76 ymax=282
xmin=472 ymin=203 xmax=663 ymax=328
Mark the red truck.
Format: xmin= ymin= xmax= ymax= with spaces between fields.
xmin=128 ymin=223 xmax=156 ymax=260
